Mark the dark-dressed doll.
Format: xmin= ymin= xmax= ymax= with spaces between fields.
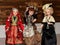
xmin=23 ymin=8 xmax=37 ymax=45
xmin=5 ymin=8 xmax=24 ymax=45
xmin=41 ymin=3 xmax=57 ymax=45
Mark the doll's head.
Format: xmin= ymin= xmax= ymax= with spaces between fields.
xmin=42 ymin=3 xmax=53 ymax=16
xmin=44 ymin=7 xmax=53 ymax=16
xmin=12 ymin=8 xmax=18 ymax=16
xmin=28 ymin=8 xmax=35 ymax=16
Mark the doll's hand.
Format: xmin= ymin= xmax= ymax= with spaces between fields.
xmin=48 ymin=22 xmax=53 ymax=24
xmin=6 ymin=28 xmax=9 ymax=32
xmin=19 ymin=30 xmax=23 ymax=32
xmin=32 ymin=19 xmax=37 ymax=23
xmin=19 ymin=28 xmax=23 ymax=32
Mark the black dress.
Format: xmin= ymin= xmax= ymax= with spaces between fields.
xmin=41 ymin=16 xmax=57 ymax=45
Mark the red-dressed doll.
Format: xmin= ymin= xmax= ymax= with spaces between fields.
xmin=5 ymin=8 xmax=24 ymax=45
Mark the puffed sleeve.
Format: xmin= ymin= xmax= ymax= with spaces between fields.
xmin=50 ymin=16 xmax=55 ymax=24
xmin=42 ymin=16 xmax=47 ymax=22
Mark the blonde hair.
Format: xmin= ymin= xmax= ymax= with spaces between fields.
xmin=44 ymin=7 xmax=54 ymax=15
xmin=42 ymin=3 xmax=54 ymax=15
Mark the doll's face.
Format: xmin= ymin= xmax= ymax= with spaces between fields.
xmin=45 ymin=9 xmax=51 ymax=16
xmin=13 ymin=10 xmax=18 ymax=16
xmin=29 ymin=10 xmax=34 ymax=15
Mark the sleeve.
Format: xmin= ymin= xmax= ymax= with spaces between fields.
xmin=42 ymin=16 xmax=46 ymax=22
xmin=33 ymin=14 xmax=37 ymax=19
xmin=18 ymin=15 xmax=24 ymax=31
xmin=51 ymin=16 xmax=55 ymax=22
xmin=41 ymin=16 xmax=47 ymax=25
xmin=5 ymin=17 xmax=11 ymax=31
xmin=50 ymin=16 xmax=55 ymax=24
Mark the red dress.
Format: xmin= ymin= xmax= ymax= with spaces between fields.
xmin=5 ymin=12 xmax=24 ymax=45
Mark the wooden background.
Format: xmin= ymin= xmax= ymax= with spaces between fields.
xmin=0 ymin=0 xmax=60 ymax=24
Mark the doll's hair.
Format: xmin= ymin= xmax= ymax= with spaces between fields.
xmin=12 ymin=8 xmax=18 ymax=12
xmin=44 ymin=7 xmax=54 ymax=15
xmin=28 ymin=8 xmax=35 ymax=12
xmin=26 ymin=8 xmax=35 ymax=15
xmin=42 ymin=3 xmax=54 ymax=15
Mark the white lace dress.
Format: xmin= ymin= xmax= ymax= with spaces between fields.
xmin=23 ymin=16 xmax=34 ymax=37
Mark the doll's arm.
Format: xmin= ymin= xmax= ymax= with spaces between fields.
xmin=5 ymin=18 xmax=10 ymax=32
xmin=18 ymin=15 xmax=24 ymax=32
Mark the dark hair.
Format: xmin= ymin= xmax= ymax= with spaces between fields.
xmin=28 ymin=8 xmax=35 ymax=12
xmin=26 ymin=8 xmax=35 ymax=15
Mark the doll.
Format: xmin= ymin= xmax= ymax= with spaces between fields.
xmin=41 ymin=3 xmax=57 ymax=45
xmin=23 ymin=7 xmax=37 ymax=45
xmin=5 ymin=8 xmax=24 ymax=45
